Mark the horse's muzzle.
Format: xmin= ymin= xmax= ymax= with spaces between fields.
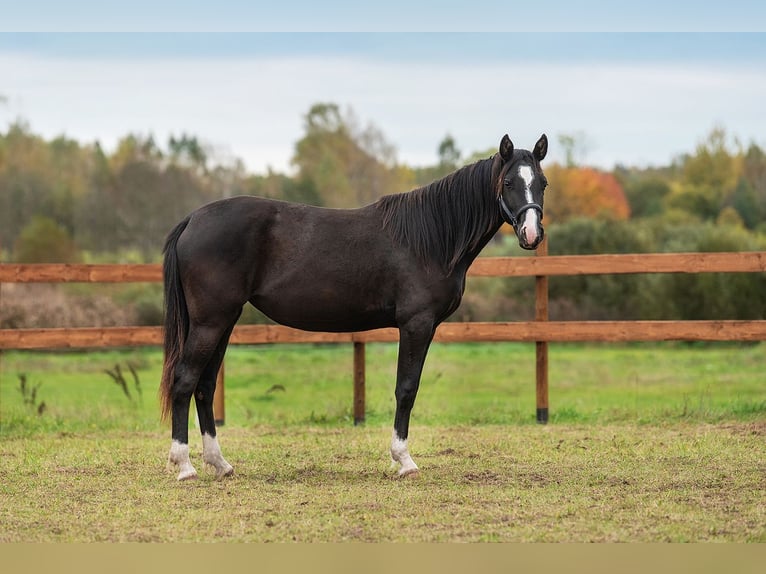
xmin=518 ymin=224 xmax=544 ymax=250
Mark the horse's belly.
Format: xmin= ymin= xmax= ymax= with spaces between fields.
xmin=251 ymin=292 xmax=396 ymax=333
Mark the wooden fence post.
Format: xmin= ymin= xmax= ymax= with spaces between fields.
xmin=353 ymin=342 xmax=366 ymax=425
xmin=535 ymin=238 xmax=549 ymax=424
xmin=214 ymin=362 xmax=225 ymax=426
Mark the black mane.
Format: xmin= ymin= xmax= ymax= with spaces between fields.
xmin=375 ymin=157 xmax=499 ymax=273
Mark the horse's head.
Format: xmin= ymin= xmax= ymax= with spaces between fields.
xmin=495 ymin=133 xmax=548 ymax=250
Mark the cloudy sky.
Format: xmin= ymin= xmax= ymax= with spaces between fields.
xmin=1 ymin=4 xmax=765 ymax=174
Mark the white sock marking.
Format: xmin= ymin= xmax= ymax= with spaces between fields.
xmin=168 ymin=440 xmax=197 ymax=481
xmin=390 ymin=429 xmax=419 ymax=476
xmin=202 ymin=433 xmax=234 ymax=479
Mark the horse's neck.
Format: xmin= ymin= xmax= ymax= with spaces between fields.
xmin=453 ymin=219 xmax=503 ymax=276
xmin=442 ymin=165 xmax=503 ymax=276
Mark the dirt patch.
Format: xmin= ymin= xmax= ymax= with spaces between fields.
xmin=463 ymin=470 xmax=503 ymax=485
xmin=718 ymin=421 xmax=766 ymax=437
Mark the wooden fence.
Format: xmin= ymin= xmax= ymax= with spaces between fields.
xmin=1 ymin=249 xmax=765 ymax=425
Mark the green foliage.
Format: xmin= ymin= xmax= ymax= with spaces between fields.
xmin=168 ymin=133 xmax=207 ymax=173
xmin=682 ymin=126 xmax=738 ymax=190
xmin=742 ymin=143 xmax=766 ymax=221
xmin=729 ymin=177 xmax=762 ymax=228
xmin=2 ymin=112 xmax=766 ymax=263
xmin=13 ymin=215 xmax=80 ymax=263
xmin=670 ymin=127 xmax=741 ymax=221
xmin=546 ymin=218 xmax=656 ymax=319
xmin=557 ymin=131 xmax=589 ymax=167
xmin=437 ymin=133 xmax=461 ymax=171
xmin=291 ymin=102 xmax=407 ymax=207
xmin=0 ymin=125 xmax=224 ymax=261
xmin=475 ymin=218 xmax=766 ymax=322
xmin=623 ymin=176 xmax=671 ymax=218
xmin=2 ymin=110 xmax=766 ymax=327
xmin=245 ymin=170 xmax=322 ymax=206
xmin=17 ymin=373 xmax=46 ymax=416
xmin=653 ymin=222 xmax=766 ymax=320
xmin=666 ymin=182 xmax=723 ymax=220
xmin=126 ymin=287 xmax=164 ymax=326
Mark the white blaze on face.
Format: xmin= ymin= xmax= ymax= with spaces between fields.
xmin=517 ymin=164 xmax=540 ymax=245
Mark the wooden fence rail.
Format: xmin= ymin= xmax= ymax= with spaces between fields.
xmin=3 ymin=320 xmax=765 ymax=350
xmin=2 ymin=251 xmax=766 ymax=283
xmin=2 ymin=250 xmax=765 ymax=425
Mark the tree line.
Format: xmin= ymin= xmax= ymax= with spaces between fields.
xmin=2 ymin=102 xmax=765 ymax=325
xmin=2 ymin=102 xmax=765 ymax=263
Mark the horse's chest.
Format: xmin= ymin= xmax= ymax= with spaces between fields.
xmin=401 ymin=274 xmax=466 ymax=322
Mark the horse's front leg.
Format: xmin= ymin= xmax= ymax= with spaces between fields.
xmin=391 ymin=315 xmax=435 ymax=478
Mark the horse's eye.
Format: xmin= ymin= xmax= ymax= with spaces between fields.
xmin=503 ymin=179 xmax=512 ymax=188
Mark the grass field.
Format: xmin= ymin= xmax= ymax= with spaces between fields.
xmin=0 ymin=342 xmax=764 ymax=542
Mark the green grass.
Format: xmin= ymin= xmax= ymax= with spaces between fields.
xmin=1 ymin=342 xmax=764 ymax=434
xmin=1 ymin=424 xmax=764 ymax=542
xmin=0 ymin=342 xmax=764 ymax=542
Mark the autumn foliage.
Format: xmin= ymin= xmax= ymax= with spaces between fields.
xmin=545 ymin=165 xmax=631 ymax=222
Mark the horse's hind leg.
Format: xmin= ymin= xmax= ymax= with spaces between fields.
xmin=167 ymin=322 xmax=234 ymax=481
xmin=195 ymin=324 xmax=236 ymax=479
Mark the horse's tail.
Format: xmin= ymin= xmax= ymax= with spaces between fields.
xmin=159 ymin=216 xmax=191 ymax=421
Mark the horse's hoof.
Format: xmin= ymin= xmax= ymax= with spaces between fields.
xmin=215 ymin=466 xmax=234 ymax=480
xmin=397 ymin=468 xmax=420 ymax=479
xmin=177 ymin=469 xmax=198 ymax=481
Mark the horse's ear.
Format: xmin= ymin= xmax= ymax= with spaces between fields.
xmin=533 ymin=133 xmax=548 ymax=161
xmin=499 ymin=134 xmax=514 ymax=162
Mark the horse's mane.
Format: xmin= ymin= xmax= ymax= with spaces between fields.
xmin=375 ymin=157 xmax=499 ymax=273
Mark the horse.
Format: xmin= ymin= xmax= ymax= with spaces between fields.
xmin=160 ymin=133 xmax=549 ymax=480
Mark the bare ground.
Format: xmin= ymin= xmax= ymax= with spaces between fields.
xmin=1 ymin=423 xmax=764 ymax=542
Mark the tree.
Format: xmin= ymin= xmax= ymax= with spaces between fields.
xmin=739 ymin=143 xmax=766 ymax=228
xmin=168 ymin=133 xmax=208 ymax=174
xmin=557 ymin=131 xmax=590 ymax=167
xmin=245 ymin=169 xmax=322 ymax=206
xmin=291 ymin=103 xmax=405 ymax=208
xmin=668 ymin=127 xmax=741 ymax=221
xmin=437 ymin=134 xmax=461 ymax=171
xmin=109 ymin=134 xmax=163 ymax=174
xmin=623 ymin=176 xmax=671 ymax=218
xmin=14 ymin=215 xmax=80 ymax=263
xmin=409 ymin=135 xmax=469 ymax=187
xmin=545 ymin=165 xmax=631 ymax=222
xmin=728 ymin=177 xmax=760 ymax=229
xmin=716 ymin=206 xmax=745 ymax=227
xmin=0 ymin=122 xmax=80 ymax=250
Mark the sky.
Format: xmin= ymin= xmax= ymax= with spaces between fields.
xmin=1 ymin=4 xmax=765 ymax=174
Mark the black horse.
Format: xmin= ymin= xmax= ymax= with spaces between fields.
xmin=161 ymin=133 xmax=548 ymax=480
